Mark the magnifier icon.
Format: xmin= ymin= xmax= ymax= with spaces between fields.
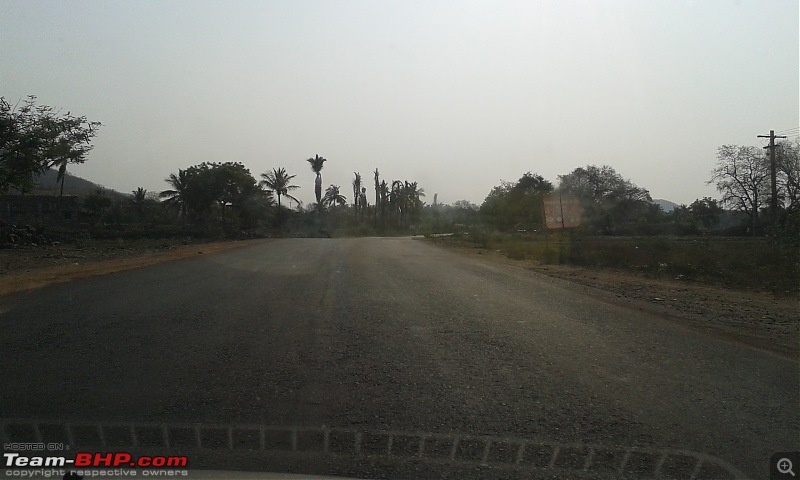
xmin=778 ymin=458 xmax=796 ymax=477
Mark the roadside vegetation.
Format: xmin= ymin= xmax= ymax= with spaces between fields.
xmin=432 ymin=232 xmax=797 ymax=295
xmin=423 ymin=149 xmax=799 ymax=295
xmin=1 ymin=96 xmax=798 ymax=295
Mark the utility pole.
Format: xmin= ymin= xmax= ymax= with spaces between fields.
xmin=757 ymin=130 xmax=787 ymax=221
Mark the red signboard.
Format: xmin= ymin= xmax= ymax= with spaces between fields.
xmin=543 ymin=194 xmax=582 ymax=229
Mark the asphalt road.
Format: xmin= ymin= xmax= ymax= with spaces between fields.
xmin=1 ymin=237 xmax=797 ymax=479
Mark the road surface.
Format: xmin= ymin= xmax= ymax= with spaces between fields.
xmin=1 ymin=237 xmax=797 ymax=478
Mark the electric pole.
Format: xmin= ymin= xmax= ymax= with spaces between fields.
xmin=757 ymin=129 xmax=787 ymax=221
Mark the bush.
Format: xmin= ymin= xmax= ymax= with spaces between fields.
xmin=451 ymin=232 xmax=798 ymax=294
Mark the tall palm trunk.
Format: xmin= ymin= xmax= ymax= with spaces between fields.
xmin=373 ymin=169 xmax=380 ymax=227
xmin=58 ymin=162 xmax=67 ymax=196
xmin=315 ymin=174 xmax=322 ymax=209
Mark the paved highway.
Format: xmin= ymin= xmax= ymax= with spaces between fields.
xmin=1 ymin=238 xmax=797 ymax=478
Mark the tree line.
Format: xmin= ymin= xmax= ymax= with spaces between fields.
xmin=153 ymin=156 xmax=428 ymax=234
xmin=458 ymin=140 xmax=798 ymax=238
xmin=2 ymin=96 xmax=797 ymax=239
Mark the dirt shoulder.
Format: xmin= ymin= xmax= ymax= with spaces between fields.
xmin=0 ymin=238 xmax=268 ymax=297
xmin=426 ymin=238 xmax=799 ymax=359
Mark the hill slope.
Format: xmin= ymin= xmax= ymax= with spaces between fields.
xmin=27 ymin=169 xmax=128 ymax=199
xmin=653 ymin=198 xmax=679 ymax=213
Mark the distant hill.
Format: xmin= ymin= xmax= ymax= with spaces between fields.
xmin=23 ymin=169 xmax=129 ymax=199
xmin=653 ymin=198 xmax=679 ymax=213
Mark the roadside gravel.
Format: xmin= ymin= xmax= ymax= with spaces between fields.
xmin=427 ymin=239 xmax=799 ymax=358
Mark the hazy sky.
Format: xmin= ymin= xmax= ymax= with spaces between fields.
xmin=2 ymin=0 xmax=798 ymax=206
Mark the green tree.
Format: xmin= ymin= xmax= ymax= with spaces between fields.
xmin=384 ymin=180 xmax=425 ymax=227
xmin=211 ymin=162 xmax=263 ymax=226
xmin=260 ymin=167 xmax=299 ymax=208
xmin=172 ymin=164 xmax=218 ymax=223
xmin=402 ymin=180 xmax=425 ymax=225
xmin=160 ymin=169 xmax=191 ymax=222
xmin=688 ymin=197 xmax=723 ymax=231
xmin=558 ymin=165 xmax=651 ymax=233
xmin=132 ymin=187 xmax=147 ymax=217
xmin=161 ymin=162 xmax=266 ymax=228
xmin=451 ymin=200 xmax=480 ymax=227
xmin=481 ymin=172 xmax=553 ymax=231
xmin=324 ymin=184 xmax=346 ymax=208
xmin=0 ymin=96 xmax=101 ymax=194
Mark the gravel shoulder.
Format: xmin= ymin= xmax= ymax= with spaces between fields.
xmin=424 ymin=238 xmax=799 ymax=358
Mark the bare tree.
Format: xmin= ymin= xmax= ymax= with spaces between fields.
xmin=708 ymin=145 xmax=769 ymax=234
xmin=776 ymin=140 xmax=800 ymax=214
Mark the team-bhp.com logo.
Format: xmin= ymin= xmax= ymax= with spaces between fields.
xmin=5 ymin=451 xmax=188 ymax=467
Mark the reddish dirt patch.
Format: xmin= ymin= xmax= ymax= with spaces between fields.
xmin=0 ymin=238 xmax=268 ymax=296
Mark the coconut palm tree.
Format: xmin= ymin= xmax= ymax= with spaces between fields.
xmin=324 ymin=184 xmax=346 ymax=208
xmin=306 ymin=154 xmax=327 ymax=208
xmin=132 ymin=187 xmax=147 ymax=217
xmin=260 ymin=167 xmax=299 ymax=208
xmin=352 ymin=172 xmax=362 ymax=220
xmin=389 ymin=180 xmax=403 ymax=224
xmin=160 ymin=169 xmax=191 ymax=222
xmin=378 ymin=179 xmax=389 ymax=226
xmin=404 ymin=180 xmax=425 ymax=224
xmin=404 ymin=181 xmax=425 ymax=205
xmin=53 ymin=157 xmax=70 ymax=196
xmin=373 ymin=168 xmax=380 ymax=226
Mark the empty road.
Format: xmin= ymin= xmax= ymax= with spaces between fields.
xmin=1 ymin=237 xmax=797 ymax=479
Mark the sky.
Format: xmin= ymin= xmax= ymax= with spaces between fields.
xmin=2 ymin=0 xmax=798 ymax=207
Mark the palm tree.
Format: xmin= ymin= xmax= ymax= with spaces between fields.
xmin=260 ymin=167 xmax=299 ymax=208
xmin=352 ymin=172 xmax=362 ymax=220
xmin=160 ymin=169 xmax=191 ymax=222
xmin=306 ymin=154 xmax=327 ymax=208
xmin=390 ymin=180 xmax=403 ymax=224
xmin=404 ymin=180 xmax=425 ymax=205
xmin=373 ymin=168 xmax=380 ymax=226
xmin=52 ymin=156 xmax=71 ymax=196
xmin=132 ymin=187 xmax=147 ymax=217
xmin=378 ymin=180 xmax=389 ymax=226
xmin=404 ymin=180 xmax=425 ymax=224
xmin=324 ymin=184 xmax=346 ymax=208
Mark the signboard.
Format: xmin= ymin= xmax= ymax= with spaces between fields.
xmin=543 ymin=194 xmax=582 ymax=229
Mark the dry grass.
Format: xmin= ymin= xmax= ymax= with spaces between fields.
xmin=440 ymin=232 xmax=799 ymax=295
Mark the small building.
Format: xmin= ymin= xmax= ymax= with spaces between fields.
xmin=0 ymin=195 xmax=80 ymax=227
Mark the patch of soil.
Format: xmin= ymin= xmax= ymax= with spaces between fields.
xmin=0 ymin=238 xmax=268 ymax=296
